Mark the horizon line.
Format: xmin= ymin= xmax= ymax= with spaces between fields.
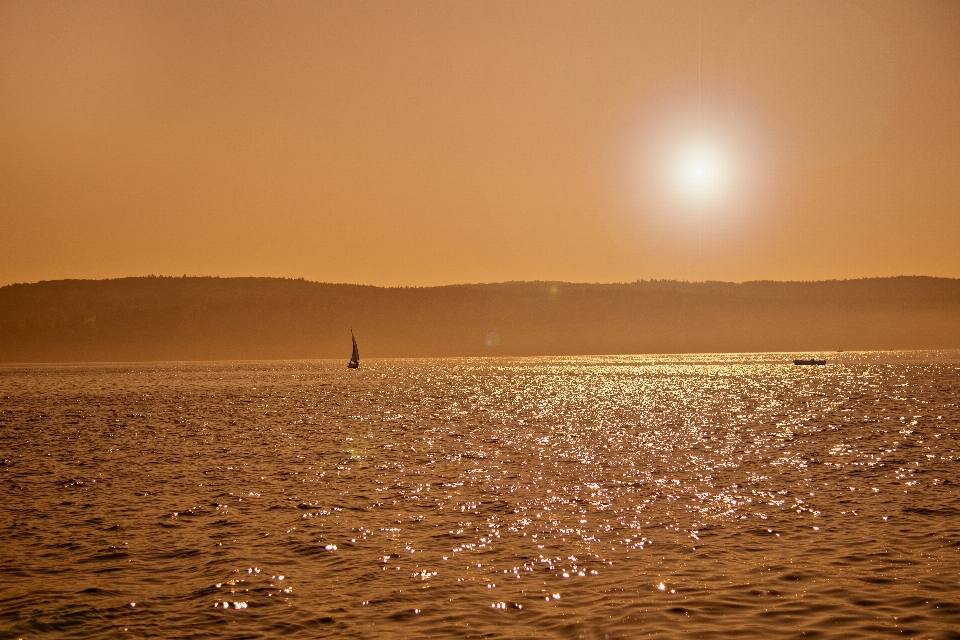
xmin=2 ymin=348 xmax=956 ymax=368
xmin=3 ymin=273 xmax=958 ymax=291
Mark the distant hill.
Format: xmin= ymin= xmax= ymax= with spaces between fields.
xmin=1 ymin=276 xmax=959 ymax=362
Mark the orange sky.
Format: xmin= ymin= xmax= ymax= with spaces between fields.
xmin=1 ymin=0 xmax=958 ymax=287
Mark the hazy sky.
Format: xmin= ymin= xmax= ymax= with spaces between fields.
xmin=1 ymin=0 xmax=958 ymax=287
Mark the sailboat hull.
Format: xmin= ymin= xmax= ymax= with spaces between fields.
xmin=347 ymin=362 xmax=359 ymax=369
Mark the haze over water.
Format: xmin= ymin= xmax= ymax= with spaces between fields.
xmin=2 ymin=352 xmax=959 ymax=638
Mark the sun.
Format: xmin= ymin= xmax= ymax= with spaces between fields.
xmin=624 ymin=105 xmax=765 ymax=236
xmin=674 ymin=141 xmax=726 ymax=203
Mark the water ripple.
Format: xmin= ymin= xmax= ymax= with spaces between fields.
xmin=1 ymin=352 xmax=959 ymax=637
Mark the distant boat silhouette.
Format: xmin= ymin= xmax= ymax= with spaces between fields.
xmin=794 ymin=358 xmax=826 ymax=365
xmin=347 ymin=329 xmax=360 ymax=369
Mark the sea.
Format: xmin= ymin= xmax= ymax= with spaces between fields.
xmin=1 ymin=352 xmax=958 ymax=639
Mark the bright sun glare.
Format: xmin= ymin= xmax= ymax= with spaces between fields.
xmin=674 ymin=142 xmax=725 ymax=203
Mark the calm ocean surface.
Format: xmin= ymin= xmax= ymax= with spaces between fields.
xmin=1 ymin=353 xmax=959 ymax=639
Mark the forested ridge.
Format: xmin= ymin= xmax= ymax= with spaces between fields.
xmin=1 ymin=276 xmax=958 ymax=362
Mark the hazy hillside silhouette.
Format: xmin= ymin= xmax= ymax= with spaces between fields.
xmin=1 ymin=276 xmax=959 ymax=362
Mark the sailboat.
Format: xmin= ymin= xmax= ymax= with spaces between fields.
xmin=347 ymin=329 xmax=360 ymax=369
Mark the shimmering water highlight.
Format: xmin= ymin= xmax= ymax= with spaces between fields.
xmin=1 ymin=352 xmax=959 ymax=638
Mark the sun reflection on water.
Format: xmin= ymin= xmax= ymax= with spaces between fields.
xmin=1 ymin=352 xmax=958 ymax=636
